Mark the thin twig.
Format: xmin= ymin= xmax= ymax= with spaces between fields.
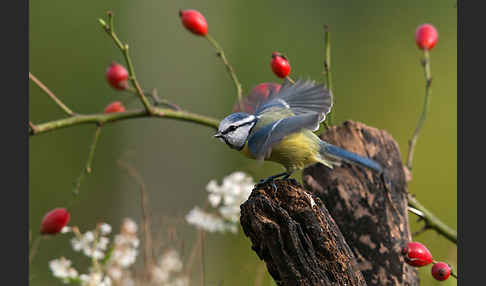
xmin=72 ymin=126 xmax=102 ymax=196
xmin=408 ymin=195 xmax=457 ymax=244
xmin=406 ymin=49 xmax=432 ymax=170
xmin=411 ymin=224 xmax=430 ymax=237
xmin=450 ymin=270 xmax=458 ymax=279
xmin=99 ymin=12 xmax=153 ymax=113
xmin=127 ymin=87 xmax=182 ymax=110
xmin=184 ymin=228 xmax=203 ymax=277
xmin=29 ymin=236 xmax=42 ymax=265
xmin=29 ymin=121 xmax=38 ymax=135
xmin=29 ymin=72 xmax=75 ymax=116
xmin=117 ymin=159 xmax=155 ymax=275
xmin=90 ymin=224 xmax=102 ymax=274
xmin=200 ymin=230 xmax=206 ymax=286
xmin=323 ymin=25 xmax=333 ymax=127
xmin=29 ymin=107 xmax=219 ymax=136
xmin=205 ymin=34 xmax=244 ymax=110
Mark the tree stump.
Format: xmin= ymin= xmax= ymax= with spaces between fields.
xmin=240 ymin=179 xmax=367 ymax=286
xmin=303 ymin=120 xmax=418 ymax=286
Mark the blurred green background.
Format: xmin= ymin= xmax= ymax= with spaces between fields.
xmin=29 ymin=1 xmax=456 ymax=285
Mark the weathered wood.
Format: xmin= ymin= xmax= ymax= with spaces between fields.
xmin=303 ymin=120 xmax=418 ymax=286
xmin=240 ymin=179 xmax=367 ymax=286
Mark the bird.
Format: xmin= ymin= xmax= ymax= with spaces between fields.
xmin=214 ymin=78 xmax=384 ymax=185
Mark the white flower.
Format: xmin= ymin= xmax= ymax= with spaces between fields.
xmin=71 ymin=228 xmax=110 ymax=260
xmin=49 ymin=257 xmax=78 ymax=280
xmin=112 ymin=247 xmax=138 ymax=268
xmin=105 ymin=218 xmax=139 ymax=269
xmin=187 ymin=172 xmax=254 ymax=234
xmin=98 ymin=237 xmax=110 ymax=251
xmin=106 ymin=266 xmax=123 ymax=281
xmin=80 ymin=272 xmax=112 ymax=286
xmin=100 ymin=223 xmax=112 ymax=235
xmin=159 ymin=249 xmax=183 ymax=273
xmin=151 ymin=266 xmax=170 ymax=283
xmin=60 ymin=226 xmax=71 ymax=233
xmin=121 ymin=218 xmax=137 ymax=234
xmin=150 ymin=248 xmax=188 ymax=285
xmin=185 ymin=207 xmax=236 ymax=233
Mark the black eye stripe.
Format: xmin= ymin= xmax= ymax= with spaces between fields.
xmin=221 ymin=119 xmax=257 ymax=135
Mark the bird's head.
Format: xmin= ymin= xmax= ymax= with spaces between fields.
xmin=214 ymin=112 xmax=257 ymax=150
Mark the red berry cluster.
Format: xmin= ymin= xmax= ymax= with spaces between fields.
xmin=401 ymin=241 xmax=453 ymax=282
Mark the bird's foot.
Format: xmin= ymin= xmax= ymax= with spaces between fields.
xmin=254 ymin=172 xmax=292 ymax=191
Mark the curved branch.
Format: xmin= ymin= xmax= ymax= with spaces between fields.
xmin=30 ymin=107 xmax=219 ymax=136
xmin=406 ymin=49 xmax=432 ymax=171
xmin=408 ymin=194 xmax=457 ymax=243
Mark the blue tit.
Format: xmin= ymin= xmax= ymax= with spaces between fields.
xmin=214 ymin=79 xmax=383 ymax=183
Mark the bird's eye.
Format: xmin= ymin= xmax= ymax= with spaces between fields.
xmin=227 ymin=125 xmax=237 ymax=132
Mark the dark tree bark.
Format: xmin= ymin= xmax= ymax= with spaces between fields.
xmin=303 ymin=120 xmax=418 ymax=286
xmin=240 ymin=179 xmax=367 ymax=286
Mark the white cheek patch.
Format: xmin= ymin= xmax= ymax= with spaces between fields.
xmin=233 ymin=115 xmax=256 ymax=127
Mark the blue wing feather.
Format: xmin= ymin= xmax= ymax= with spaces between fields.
xmin=248 ymin=113 xmax=320 ymax=159
xmin=254 ymin=79 xmax=332 ymax=129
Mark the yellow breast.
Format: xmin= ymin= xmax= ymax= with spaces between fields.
xmin=241 ymin=131 xmax=322 ymax=172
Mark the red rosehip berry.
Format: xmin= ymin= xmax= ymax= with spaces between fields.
xmin=415 ymin=24 xmax=438 ymax=50
xmin=402 ymin=241 xmax=433 ymax=267
xmin=104 ymin=101 xmax=126 ymax=113
xmin=233 ymin=82 xmax=281 ymax=113
xmin=40 ymin=208 xmax=70 ymax=235
xmin=431 ymin=262 xmax=451 ymax=281
xmin=271 ymin=52 xmax=291 ymax=78
xmin=106 ymin=62 xmax=129 ymax=90
xmin=179 ymin=9 xmax=208 ymax=36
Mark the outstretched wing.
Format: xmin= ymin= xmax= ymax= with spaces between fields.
xmin=247 ymin=112 xmax=320 ymax=160
xmin=254 ymin=79 xmax=332 ymax=130
xmin=232 ymin=82 xmax=281 ymax=114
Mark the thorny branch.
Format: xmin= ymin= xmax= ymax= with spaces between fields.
xmin=29 ymin=108 xmax=219 ymax=136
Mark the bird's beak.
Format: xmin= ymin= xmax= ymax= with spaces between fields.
xmin=214 ymin=132 xmax=222 ymax=138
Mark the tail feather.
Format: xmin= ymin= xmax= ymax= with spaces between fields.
xmin=320 ymin=142 xmax=383 ymax=174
